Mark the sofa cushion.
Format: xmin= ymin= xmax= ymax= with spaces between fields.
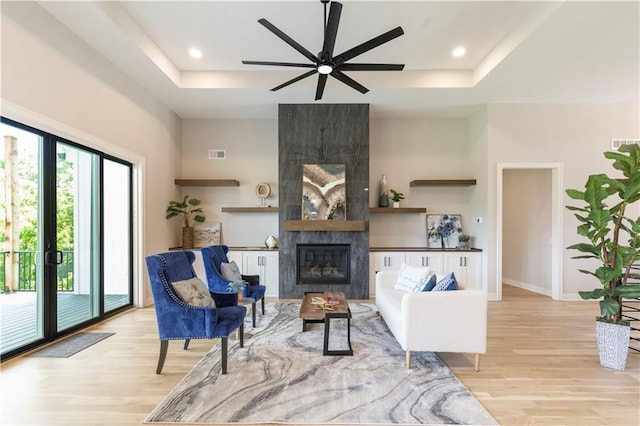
xmin=393 ymin=263 xmax=431 ymax=292
xmin=421 ymin=273 xmax=438 ymax=291
xmin=220 ymin=261 xmax=242 ymax=282
xmin=432 ymin=272 xmax=458 ymax=291
xmin=171 ymin=277 xmax=216 ymax=307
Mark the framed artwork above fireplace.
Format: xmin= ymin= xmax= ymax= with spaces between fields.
xmin=302 ymin=164 xmax=346 ymax=220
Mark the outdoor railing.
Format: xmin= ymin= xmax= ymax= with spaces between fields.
xmin=0 ymin=250 xmax=74 ymax=293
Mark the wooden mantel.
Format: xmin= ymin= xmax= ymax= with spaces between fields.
xmin=283 ymin=220 xmax=365 ymax=232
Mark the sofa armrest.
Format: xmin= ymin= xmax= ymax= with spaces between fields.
xmin=375 ymin=270 xmax=399 ymax=293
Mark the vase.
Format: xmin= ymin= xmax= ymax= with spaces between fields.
xmin=265 ymin=235 xmax=278 ymax=249
xmin=378 ymin=174 xmax=389 ymax=207
xmin=182 ymin=226 xmax=194 ymax=249
xmin=596 ymin=320 xmax=630 ymax=371
xmin=393 ymin=201 xmax=400 ymax=208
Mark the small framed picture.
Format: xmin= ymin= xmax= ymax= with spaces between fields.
xmin=426 ymin=214 xmax=462 ymax=248
xmin=194 ymin=222 xmax=221 ymax=247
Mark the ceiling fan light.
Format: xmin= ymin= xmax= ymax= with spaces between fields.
xmin=318 ymin=64 xmax=333 ymax=74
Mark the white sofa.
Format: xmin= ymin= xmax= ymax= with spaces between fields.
xmin=375 ymin=269 xmax=487 ymax=371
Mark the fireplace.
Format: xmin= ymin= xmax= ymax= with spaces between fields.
xmin=297 ymin=244 xmax=350 ymax=285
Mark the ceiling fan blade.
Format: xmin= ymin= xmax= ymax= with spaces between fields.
xmin=258 ymin=18 xmax=319 ymax=64
xmin=333 ymin=26 xmax=404 ymax=66
xmin=339 ymin=63 xmax=405 ymax=71
xmin=315 ymin=74 xmax=328 ymax=100
xmin=321 ymin=1 xmax=342 ymax=60
xmin=242 ymin=60 xmax=316 ymax=68
xmin=271 ymin=70 xmax=317 ymax=91
xmin=330 ymin=70 xmax=369 ymax=94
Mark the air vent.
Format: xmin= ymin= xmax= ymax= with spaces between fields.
xmin=611 ymin=139 xmax=640 ymax=150
xmin=208 ymin=149 xmax=226 ymax=160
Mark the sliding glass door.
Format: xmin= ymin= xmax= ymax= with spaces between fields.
xmin=0 ymin=117 xmax=133 ymax=359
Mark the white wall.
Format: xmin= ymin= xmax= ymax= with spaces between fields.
xmin=502 ymin=169 xmax=552 ymax=295
xmin=179 ymin=119 xmax=279 ymax=247
xmin=486 ymin=103 xmax=640 ymax=300
xmin=369 ymin=118 xmax=473 ymax=247
xmin=1 ymin=2 xmax=182 ymax=306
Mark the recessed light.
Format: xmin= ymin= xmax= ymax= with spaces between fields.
xmin=452 ymin=46 xmax=466 ymax=58
xmin=189 ymin=48 xmax=202 ymax=59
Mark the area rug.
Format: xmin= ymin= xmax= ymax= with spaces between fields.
xmin=146 ymin=303 xmax=496 ymax=425
xmin=27 ymin=332 xmax=114 ymax=358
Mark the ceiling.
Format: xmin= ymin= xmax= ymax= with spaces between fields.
xmin=38 ymin=1 xmax=639 ymax=120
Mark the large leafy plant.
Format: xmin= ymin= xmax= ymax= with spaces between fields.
xmin=566 ymin=144 xmax=640 ymax=324
xmin=165 ymin=195 xmax=206 ymax=228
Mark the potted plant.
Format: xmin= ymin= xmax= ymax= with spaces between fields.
xmin=566 ymin=143 xmax=640 ymax=371
xmin=390 ymin=189 xmax=405 ymax=208
xmin=458 ymin=234 xmax=471 ymax=249
xmin=228 ymin=280 xmax=246 ymax=303
xmin=166 ymin=195 xmax=206 ymax=249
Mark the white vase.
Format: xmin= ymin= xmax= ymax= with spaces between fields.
xmin=393 ymin=201 xmax=400 ymax=208
xmin=265 ymin=235 xmax=278 ymax=249
xmin=596 ymin=320 xmax=630 ymax=371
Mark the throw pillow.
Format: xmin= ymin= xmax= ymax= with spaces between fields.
xmin=393 ymin=263 xmax=432 ymax=292
xmin=432 ymin=272 xmax=458 ymax=291
xmin=421 ymin=273 xmax=438 ymax=291
xmin=220 ymin=261 xmax=242 ymax=282
xmin=171 ymin=277 xmax=216 ymax=307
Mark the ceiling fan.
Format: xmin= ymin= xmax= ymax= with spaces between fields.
xmin=242 ymin=0 xmax=405 ymax=100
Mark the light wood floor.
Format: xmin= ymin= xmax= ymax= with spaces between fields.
xmin=1 ymin=285 xmax=638 ymax=426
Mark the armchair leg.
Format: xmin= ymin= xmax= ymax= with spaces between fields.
xmin=239 ymin=323 xmax=244 ymax=348
xmin=251 ymin=302 xmax=257 ymax=327
xmin=183 ymin=339 xmax=190 ymax=350
xmin=221 ymin=337 xmax=228 ymax=375
xmin=261 ymin=297 xmax=265 ymax=315
xmin=156 ymin=340 xmax=168 ymax=374
xmin=474 ymin=353 xmax=481 ymax=372
xmin=406 ymin=351 xmax=412 ymax=369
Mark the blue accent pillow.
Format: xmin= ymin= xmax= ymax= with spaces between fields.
xmin=432 ymin=272 xmax=458 ymax=291
xmin=421 ymin=274 xmax=438 ymax=291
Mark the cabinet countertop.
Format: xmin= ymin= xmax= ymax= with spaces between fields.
xmin=370 ymin=247 xmax=482 ymax=252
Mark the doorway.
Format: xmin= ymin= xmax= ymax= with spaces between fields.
xmin=496 ymin=163 xmax=563 ymax=301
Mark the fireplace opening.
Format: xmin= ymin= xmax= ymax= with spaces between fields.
xmin=297 ymin=244 xmax=350 ymax=285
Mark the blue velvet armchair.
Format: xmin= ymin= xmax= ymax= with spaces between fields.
xmin=145 ymin=250 xmax=246 ymax=374
xmin=201 ymin=245 xmax=266 ymax=327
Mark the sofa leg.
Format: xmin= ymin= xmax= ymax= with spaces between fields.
xmin=474 ymin=353 xmax=480 ymax=372
xmin=261 ymin=297 xmax=265 ymax=315
xmin=406 ymin=351 xmax=412 ymax=368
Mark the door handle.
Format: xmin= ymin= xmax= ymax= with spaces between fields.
xmin=45 ymin=250 xmax=63 ymax=265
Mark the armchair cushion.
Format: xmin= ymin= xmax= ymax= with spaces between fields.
xmin=221 ymin=261 xmax=242 ymax=282
xmin=171 ymin=277 xmax=216 ymax=307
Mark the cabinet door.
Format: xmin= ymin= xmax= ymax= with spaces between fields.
xmin=405 ymin=252 xmax=444 ymax=273
xmin=369 ymin=252 xmax=405 ymax=296
xmin=243 ymin=251 xmax=279 ymax=297
xmin=261 ymin=251 xmax=279 ymax=297
xmin=443 ymin=252 xmax=482 ymax=289
xmin=226 ymin=250 xmax=243 ymax=268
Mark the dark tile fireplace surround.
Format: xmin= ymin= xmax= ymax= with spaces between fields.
xmin=278 ymin=104 xmax=370 ymax=299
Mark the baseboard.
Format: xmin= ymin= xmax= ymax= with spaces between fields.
xmin=503 ymin=278 xmax=552 ymax=297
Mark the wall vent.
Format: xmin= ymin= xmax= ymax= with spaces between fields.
xmin=208 ymin=149 xmax=226 ymax=159
xmin=611 ymin=139 xmax=640 ymax=150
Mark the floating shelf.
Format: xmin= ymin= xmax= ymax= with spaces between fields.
xmin=221 ymin=207 xmax=278 ymax=213
xmin=284 ymin=220 xmax=365 ymax=232
xmin=175 ymin=179 xmax=240 ymax=186
xmin=410 ymin=179 xmax=476 ymax=187
xmin=370 ymin=207 xmax=426 ymax=214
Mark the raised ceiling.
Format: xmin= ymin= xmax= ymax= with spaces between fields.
xmin=38 ymin=1 xmax=639 ymax=119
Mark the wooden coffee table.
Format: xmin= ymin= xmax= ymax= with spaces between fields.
xmin=299 ymin=292 xmax=353 ymax=356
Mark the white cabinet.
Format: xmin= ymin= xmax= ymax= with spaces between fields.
xmin=369 ymin=252 xmax=405 ymax=296
xmin=243 ymin=251 xmax=279 ymax=297
xmin=405 ymin=251 xmax=444 ymax=273
xmin=443 ymin=251 xmax=482 ymax=290
xmin=370 ymin=250 xmax=483 ymax=295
